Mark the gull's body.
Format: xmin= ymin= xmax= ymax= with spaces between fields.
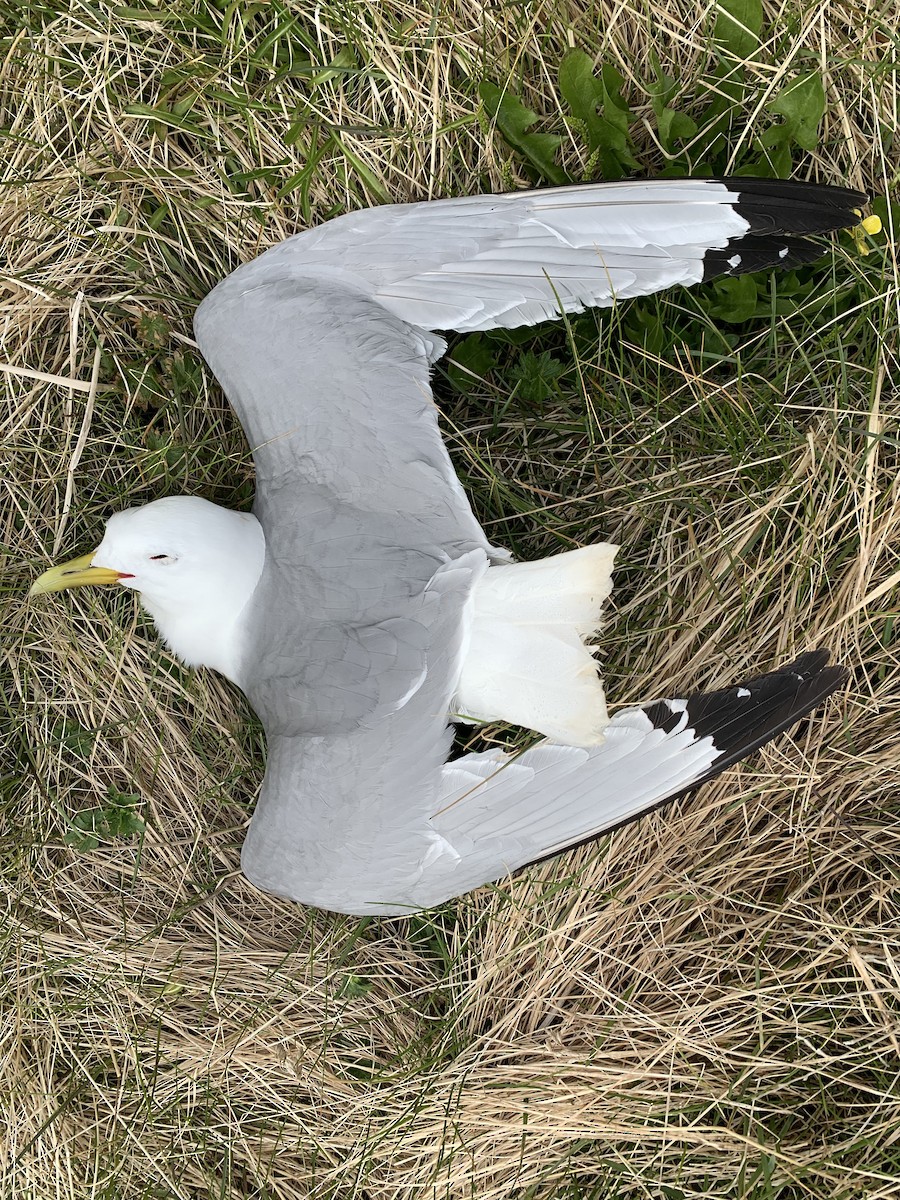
xmin=34 ymin=178 xmax=865 ymax=914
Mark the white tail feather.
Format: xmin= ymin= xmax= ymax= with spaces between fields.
xmin=451 ymin=545 xmax=618 ymax=745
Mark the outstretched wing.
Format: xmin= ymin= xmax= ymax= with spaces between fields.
xmin=240 ymin=652 xmax=847 ymax=915
xmin=228 ymin=177 xmax=865 ymax=337
xmin=194 ymin=177 xmax=863 ymax=737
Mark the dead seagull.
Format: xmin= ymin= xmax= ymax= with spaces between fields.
xmin=31 ymin=177 xmax=871 ymax=915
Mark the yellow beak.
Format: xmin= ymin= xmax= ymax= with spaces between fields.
xmin=29 ymin=551 xmax=129 ymax=597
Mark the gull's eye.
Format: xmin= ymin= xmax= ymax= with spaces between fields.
xmin=149 ymin=553 xmax=172 ymax=562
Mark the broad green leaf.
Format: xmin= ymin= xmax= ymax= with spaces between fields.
xmin=64 ymin=788 xmax=145 ymax=853
xmin=767 ymin=72 xmax=826 ymax=152
xmin=64 ymin=820 xmax=100 ymax=852
xmin=558 ymin=52 xmax=639 ymax=179
xmin=646 ymin=55 xmax=699 ymax=153
xmin=658 ymin=107 xmax=698 ymax=152
xmin=623 ymin=306 xmax=667 ymax=358
xmin=699 ymin=61 xmax=749 ymax=133
xmin=480 ymin=81 xmax=566 ymax=184
xmin=337 ymin=973 xmax=372 ymax=999
xmin=510 ymin=349 xmax=566 ymax=404
xmin=558 ymin=50 xmax=606 ymax=148
xmin=755 ymin=132 xmax=793 ymax=177
xmin=709 ymin=274 xmax=761 ymax=323
xmin=598 ymin=63 xmax=640 ymax=171
xmin=135 ymin=311 xmax=171 ymax=351
xmin=103 ymin=806 xmax=146 ymax=838
xmin=447 ymin=334 xmax=497 ymax=393
xmin=713 ymin=0 xmax=763 ymax=60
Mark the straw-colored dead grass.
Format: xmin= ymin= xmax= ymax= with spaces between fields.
xmin=2 ymin=1 xmax=898 ymax=1197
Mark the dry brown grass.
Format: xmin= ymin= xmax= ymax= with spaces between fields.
xmin=2 ymin=1 xmax=899 ymax=1197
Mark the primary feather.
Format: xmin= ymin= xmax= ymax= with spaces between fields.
xmin=227 ymin=177 xmax=864 ymax=340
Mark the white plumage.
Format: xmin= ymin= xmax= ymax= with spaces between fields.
xmin=452 ymin=545 xmax=617 ymax=745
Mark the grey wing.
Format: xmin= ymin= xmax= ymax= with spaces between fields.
xmin=194 ymin=275 xmax=503 ymax=736
xmin=240 ymin=653 xmax=846 ymax=916
xmin=244 ymin=714 xmax=727 ymax=915
xmin=238 ymin=552 xmax=488 ymax=913
xmin=193 ymin=177 xmax=862 ymax=736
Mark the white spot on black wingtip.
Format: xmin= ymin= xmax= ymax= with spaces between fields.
xmin=737 ymin=687 xmax=751 ymax=697
xmin=703 ymin=236 xmax=824 ymax=281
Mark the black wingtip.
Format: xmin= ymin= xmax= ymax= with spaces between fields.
xmin=702 ymin=176 xmax=868 ymax=282
xmin=702 ymin=235 xmax=831 ymax=281
xmin=712 ymin=176 xmax=868 ymax=227
xmin=643 ymin=650 xmax=849 ymax=779
xmin=522 ymin=651 xmax=848 ymax=872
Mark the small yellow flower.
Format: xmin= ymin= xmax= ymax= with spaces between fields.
xmin=852 ymin=212 xmax=882 ymax=255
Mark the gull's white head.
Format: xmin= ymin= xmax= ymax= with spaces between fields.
xmin=31 ymin=495 xmax=266 ymax=684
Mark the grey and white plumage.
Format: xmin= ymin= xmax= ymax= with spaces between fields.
xmin=35 ymin=177 xmax=862 ymax=914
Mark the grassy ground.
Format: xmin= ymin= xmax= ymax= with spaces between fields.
xmin=2 ymin=1 xmax=898 ymax=1197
